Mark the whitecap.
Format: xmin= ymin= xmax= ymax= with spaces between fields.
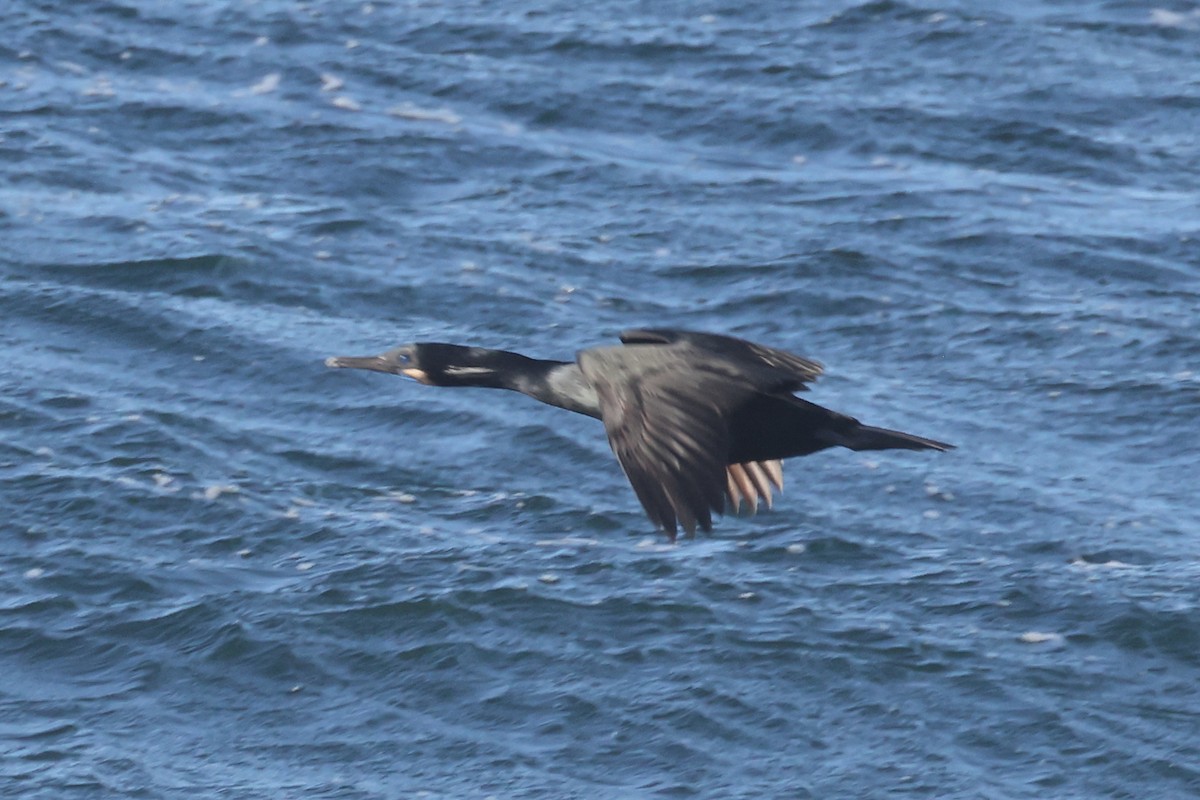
xmin=248 ymin=73 xmax=281 ymax=95
xmin=388 ymin=103 xmax=462 ymax=125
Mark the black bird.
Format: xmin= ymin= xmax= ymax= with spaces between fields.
xmin=326 ymin=329 xmax=953 ymax=539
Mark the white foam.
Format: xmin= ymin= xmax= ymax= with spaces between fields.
xmin=535 ymin=537 xmax=599 ymax=547
xmin=151 ymin=472 xmax=175 ymax=489
xmin=1150 ymin=9 xmax=1200 ymax=29
xmin=635 ymin=538 xmax=676 ymax=551
xmin=1071 ymin=558 xmax=1132 ymax=570
xmin=82 ymin=76 xmax=115 ymax=97
xmin=202 ymin=484 xmax=239 ymax=501
xmin=248 ymin=73 xmax=281 ymax=95
xmin=388 ymin=103 xmax=462 ymax=125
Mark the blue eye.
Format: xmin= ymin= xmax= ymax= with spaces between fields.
xmin=398 ymin=353 xmax=411 ymax=364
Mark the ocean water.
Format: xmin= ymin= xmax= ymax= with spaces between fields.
xmin=3 ymin=1 xmax=1199 ymax=797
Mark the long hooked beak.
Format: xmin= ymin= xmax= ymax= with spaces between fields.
xmin=324 ymin=348 xmax=431 ymax=384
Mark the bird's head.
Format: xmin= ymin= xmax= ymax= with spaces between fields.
xmin=325 ymin=342 xmax=505 ymax=387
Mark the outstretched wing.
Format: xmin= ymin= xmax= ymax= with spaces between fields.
xmin=581 ymin=341 xmax=796 ymax=538
xmin=579 ymin=346 xmax=732 ymax=537
xmin=618 ymin=328 xmax=823 ymax=390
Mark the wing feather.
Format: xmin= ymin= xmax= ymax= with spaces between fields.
xmin=725 ymin=469 xmax=744 ymax=512
xmin=619 ymin=328 xmax=823 ymax=389
xmin=727 ymin=464 xmax=759 ymax=515
xmin=762 ymin=459 xmax=784 ymax=490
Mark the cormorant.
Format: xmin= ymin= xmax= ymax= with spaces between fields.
xmin=326 ymin=328 xmax=952 ymax=539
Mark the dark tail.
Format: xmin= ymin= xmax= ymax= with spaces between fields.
xmin=838 ymin=423 xmax=954 ymax=453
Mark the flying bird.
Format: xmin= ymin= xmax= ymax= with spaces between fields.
xmin=326 ymin=329 xmax=952 ymax=539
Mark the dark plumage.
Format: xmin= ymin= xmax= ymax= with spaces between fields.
xmin=326 ymin=329 xmax=953 ymax=539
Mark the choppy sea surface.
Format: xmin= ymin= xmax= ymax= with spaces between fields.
xmin=4 ymin=1 xmax=1200 ymax=797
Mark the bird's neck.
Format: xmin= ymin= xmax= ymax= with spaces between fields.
xmin=454 ymin=349 xmax=601 ymax=418
xmin=517 ymin=361 xmax=601 ymax=418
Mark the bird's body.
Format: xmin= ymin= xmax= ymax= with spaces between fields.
xmin=326 ymin=329 xmax=952 ymax=539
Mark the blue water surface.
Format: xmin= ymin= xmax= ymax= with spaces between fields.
xmin=3 ymin=1 xmax=1199 ymax=797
